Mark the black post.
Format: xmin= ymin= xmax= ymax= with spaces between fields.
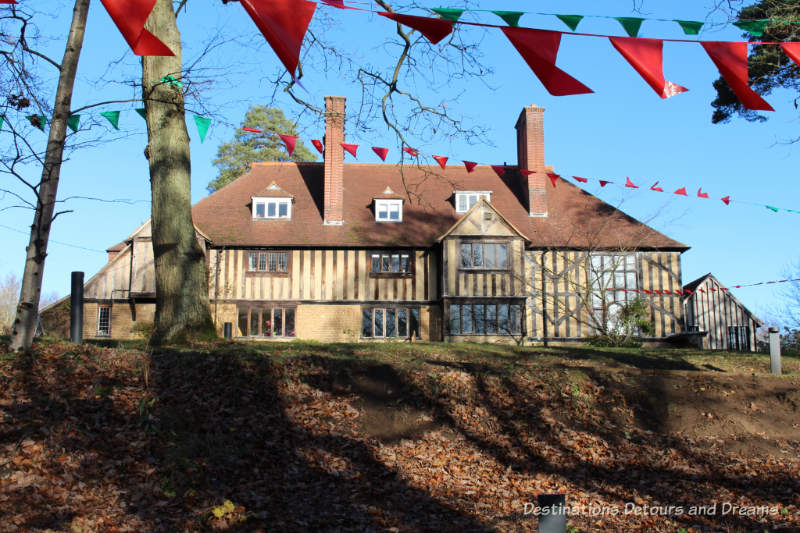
xmin=223 ymin=322 xmax=232 ymax=339
xmin=537 ymin=493 xmax=566 ymax=533
xmin=70 ymin=271 xmax=84 ymax=344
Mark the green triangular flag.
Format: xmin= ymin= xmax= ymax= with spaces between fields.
xmin=556 ymin=14 xmax=584 ymax=31
xmin=67 ymin=115 xmax=80 ymax=133
xmin=431 ymin=8 xmax=464 ymax=22
xmin=100 ymin=111 xmax=120 ymax=130
xmin=675 ymin=19 xmax=703 ymax=35
xmin=765 ymin=205 xmax=779 ymax=212
xmin=135 ymin=108 xmax=146 ymax=120
xmin=0 ymin=115 xmax=3 ymax=131
xmin=615 ymin=16 xmax=645 ymax=37
xmin=492 ymin=10 xmax=524 ymax=27
xmin=193 ymin=115 xmax=211 ymax=143
xmin=733 ymin=19 xmax=768 ymax=37
xmin=27 ymin=115 xmax=46 ymax=131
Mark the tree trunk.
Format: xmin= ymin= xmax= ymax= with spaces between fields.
xmin=142 ymin=0 xmax=216 ymax=345
xmin=9 ymin=0 xmax=91 ymax=352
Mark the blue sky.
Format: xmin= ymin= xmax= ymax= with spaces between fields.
xmin=1 ymin=0 xmax=798 ymax=324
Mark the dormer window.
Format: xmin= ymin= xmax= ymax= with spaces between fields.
xmin=375 ymin=199 xmax=403 ymax=222
xmin=455 ymin=191 xmax=492 ymax=214
xmin=253 ymin=197 xmax=291 ymax=220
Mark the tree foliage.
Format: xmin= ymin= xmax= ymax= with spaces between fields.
xmin=711 ymin=0 xmax=800 ymax=124
xmin=209 ymin=106 xmax=317 ymax=192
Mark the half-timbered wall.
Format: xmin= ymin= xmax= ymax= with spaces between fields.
xmin=683 ymin=276 xmax=760 ymax=351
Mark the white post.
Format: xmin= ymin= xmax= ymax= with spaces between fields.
xmin=769 ymin=327 xmax=781 ymax=375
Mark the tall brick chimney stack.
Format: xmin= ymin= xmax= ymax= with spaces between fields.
xmin=323 ymin=96 xmax=346 ymax=225
xmin=515 ymin=105 xmax=547 ymax=217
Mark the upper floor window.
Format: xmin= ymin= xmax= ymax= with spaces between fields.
xmin=371 ymin=252 xmax=411 ymax=274
xmin=455 ymin=191 xmax=491 ymax=214
xmin=460 ymin=242 xmax=508 ymax=269
xmin=375 ymin=199 xmax=402 ymax=222
xmin=249 ymin=251 xmax=288 ymax=273
xmin=253 ymin=197 xmax=291 ymax=220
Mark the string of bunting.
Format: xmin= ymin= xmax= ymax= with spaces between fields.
xmin=608 ymin=276 xmax=800 ymax=298
xmin=237 ymin=127 xmax=799 ymax=216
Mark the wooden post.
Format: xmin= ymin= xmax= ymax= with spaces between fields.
xmin=769 ymin=327 xmax=781 ymax=375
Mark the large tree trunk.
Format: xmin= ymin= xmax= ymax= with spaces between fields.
xmin=9 ymin=0 xmax=91 ymax=352
xmin=142 ymin=0 xmax=216 ymax=345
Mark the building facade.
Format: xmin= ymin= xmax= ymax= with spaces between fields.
xmin=57 ymin=96 xmax=691 ymax=344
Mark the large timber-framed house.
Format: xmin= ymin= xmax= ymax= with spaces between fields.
xmin=62 ymin=96 xmax=691 ymax=344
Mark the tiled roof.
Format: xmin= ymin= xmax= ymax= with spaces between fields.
xmin=191 ymin=162 xmax=689 ymax=250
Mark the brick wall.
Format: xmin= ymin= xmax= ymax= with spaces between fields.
xmin=323 ymin=96 xmax=346 ymax=225
xmin=296 ymin=304 xmax=362 ymax=342
xmin=515 ymin=105 xmax=548 ymax=217
xmin=82 ymin=302 xmax=155 ymax=340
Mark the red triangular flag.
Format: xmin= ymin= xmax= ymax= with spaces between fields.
xmin=463 ymin=160 xmax=477 ymax=173
xmin=311 ymin=139 xmax=323 ymax=154
xmin=609 ymin=36 xmax=687 ymax=98
xmin=240 ymin=0 xmax=316 ymax=78
xmin=701 ymin=41 xmax=773 ymax=111
xmin=625 ymin=177 xmax=639 ymax=188
xmin=642 ymin=289 xmax=652 ymax=295
xmin=650 ymin=181 xmax=663 ymax=192
xmin=547 ymin=173 xmax=559 ymax=187
xmin=372 ymin=146 xmax=389 ymax=161
xmin=782 ymin=42 xmax=800 ymax=68
xmin=378 ymin=12 xmax=454 ymax=44
xmin=100 ymin=0 xmax=174 ymax=56
xmin=491 ymin=165 xmax=506 ymax=177
xmin=709 ymin=287 xmax=717 ymax=292
xmin=662 ymin=289 xmax=672 ymax=295
xmin=697 ymin=187 xmax=709 ymax=198
xmin=321 ymin=0 xmax=345 ymax=7
xmin=721 ymin=196 xmax=730 ymax=205
xmin=654 ymin=290 xmax=662 ymax=295
xmin=433 ymin=155 xmax=448 ymax=169
xmin=278 ymin=134 xmax=296 ymax=157
xmin=501 ymin=27 xmax=593 ymax=96
xmin=242 ymin=126 xmax=263 ymax=133
xmin=520 ymin=169 xmax=535 ymax=177
xmin=684 ymin=289 xmax=694 ymax=295
xmin=599 ymin=180 xmax=612 ymax=187
xmin=674 ymin=187 xmax=688 ymax=196
xmin=698 ymin=288 xmax=706 ymax=293
xmin=403 ymin=147 xmax=418 ymax=157
xmin=341 ymin=143 xmax=358 ymax=157
xmin=573 ymin=176 xmax=588 ymax=183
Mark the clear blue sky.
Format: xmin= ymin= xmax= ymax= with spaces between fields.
xmin=1 ymin=0 xmax=798 ymax=325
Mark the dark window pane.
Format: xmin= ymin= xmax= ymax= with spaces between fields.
xmin=391 ymin=254 xmax=400 ymax=272
xmin=285 ymin=309 xmax=295 ymax=337
xmin=449 ymin=304 xmax=460 ymax=334
xmin=259 ymin=253 xmax=267 ymax=271
xmin=410 ymin=308 xmax=420 ymax=339
xmin=472 ymin=244 xmax=483 ymax=267
xmin=250 ymin=309 xmax=259 ymax=336
xmin=381 ymin=255 xmax=390 ymax=273
xmin=389 ymin=204 xmax=400 ymax=220
xmin=498 ymin=304 xmax=509 ymax=334
xmin=510 ymin=304 xmax=521 ymax=334
xmin=255 ymin=203 xmax=265 ymax=218
xmin=375 ymin=309 xmax=384 ymax=337
xmin=268 ymin=253 xmax=278 ymax=272
xmin=267 ymin=202 xmax=276 ymax=217
xmin=238 ymin=308 xmax=248 ymax=337
xmin=362 ymin=308 xmax=372 ymax=337
xmin=461 ymin=244 xmax=471 ymax=268
xmin=278 ymin=253 xmax=287 ymax=272
xmin=398 ymin=308 xmax=408 ymax=337
xmin=485 ymin=244 xmax=496 ymax=268
xmin=274 ymin=308 xmax=283 ymax=336
xmin=386 ymin=308 xmax=396 ymax=337
xmin=474 ymin=304 xmax=485 ymax=334
xmin=462 ymin=305 xmax=473 ymax=334
xmin=498 ymin=244 xmax=508 ymax=268
xmin=372 ymin=255 xmax=380 ymax=273
xmin=249 ymin=253 xmax=258 ymax=271
xmin=262 ymin=308 xmax=273 ymax=337
xmin=278 ymin=202 xmax=288 ymax=217
xmin=401 ymin=254 xmax=410 ymax=273
xmin=487 ymin=305 xmax=497 ymax=334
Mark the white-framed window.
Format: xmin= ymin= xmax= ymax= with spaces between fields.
xmin=455 ymin=191 xmax=492 ymax=213
xmin=249 ymin=251 xmax=288 ymax=273
xmin=252 ymin=197 xmax=291 ymax=220
xmin=97 ymin=305 xmax=111 ymax=336
xmin=374 ymin=199 xmax=402 ymax=222
xmin=588 ymin=253 xmax=639 ymax=332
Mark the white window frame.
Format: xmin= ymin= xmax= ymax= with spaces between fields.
xmin=97 ymin=305 xmax=111 ymax=336
xmin=455 ymin=191 xmax=492 ymax=214
xmin=374 ymin=199 xmax=403 ymax=222
xmin=252 ymin=197 xmax=292 ymax=220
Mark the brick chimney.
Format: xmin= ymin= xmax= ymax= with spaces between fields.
xmin=515 ymin=105 xmax=547 ymax=217
xmin=323 ymin=96 xmax=346 ymax=225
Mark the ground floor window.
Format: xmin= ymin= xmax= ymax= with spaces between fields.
xmin=449 ymin=302 xmax=522 ymax=335
xmin=362 ymin=307 xmax=420 ymax=339
xmin=237 ymin=306 xmax=295 ymax=338
xmin=727 ymin=325 xmax=751 ymax=351
xmin=97 ymin=305 xmax=111 ymax=336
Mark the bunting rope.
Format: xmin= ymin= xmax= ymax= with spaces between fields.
xmin=607 ymin=276 xmax=800 ymax=298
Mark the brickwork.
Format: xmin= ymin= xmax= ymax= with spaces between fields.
xmin=296 ymin=304 xmax=362 ymax=342
xmin=81 ymin=302 xmax=155 ymax=340
xmin=515 ymin=105 xmax=548 ymax=217
xmin=213 ymin=303 xmax=238 ymax=337
xmin=323 ymin=96 xmax=346 ymax=225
